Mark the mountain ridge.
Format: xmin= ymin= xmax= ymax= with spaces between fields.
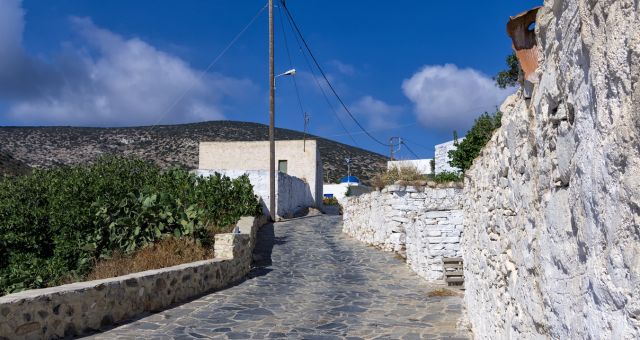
xmin=0 ymin=120 xmax=388 ymax=183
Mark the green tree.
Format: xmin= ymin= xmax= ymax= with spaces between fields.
xmin=448 ymin=111 xmax=503 ymax=172
xmin=494 ymin=53 xmax=520 ymax=89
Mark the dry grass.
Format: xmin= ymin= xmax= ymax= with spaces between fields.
xmin=427 ymin=288 xmax=460 ymax=297
xmin=372 ymin=164 xmax=427 ymax=189
xmin=87 ymin=238 xmax=212 ymax=281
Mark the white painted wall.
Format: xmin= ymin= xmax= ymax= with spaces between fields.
xmin=434 ymin=139 xmax=463 ymax=174
xmin=387 ymin=159 xmax=433 ymax=175
xmin=277 ymin=172 xmax=315 ymax=218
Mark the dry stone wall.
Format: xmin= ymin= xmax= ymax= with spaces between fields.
xmin=462 ymin=0 xmax=640 ymax=339
xmin=343 ymin=185 xmax=464 ymax=281
xmin=0 ymin=216 xmax=267 ymax=340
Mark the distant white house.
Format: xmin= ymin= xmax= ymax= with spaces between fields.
xmin=387 ymin=159 xmax=433 ymax=175
xmin=323 ymin=176 xmax=371 ymax=206
xmin=434 ymin=139 xmax=463 ymax=174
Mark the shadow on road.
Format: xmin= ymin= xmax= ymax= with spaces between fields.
xmin=247 ymin=223 xmax=287 ymax=278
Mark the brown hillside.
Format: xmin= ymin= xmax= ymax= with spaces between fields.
xmin=0 ymin=121 xmax=387 ymax=183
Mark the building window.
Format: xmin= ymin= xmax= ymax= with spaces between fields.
xmin=278 ymin=160 xmax=288 ymax=174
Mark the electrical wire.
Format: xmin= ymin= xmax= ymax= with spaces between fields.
xmin=402 ymin=138 xmax=432 ymax=151
xmin=277 ymin=4 xmax=305 ymax=122
xmin=279 ymin=3 xmax=358 ymax=145
xmin=401 ymin=141 xmax=421 ymax=159
xmin=149 ymin=3 xmax=268 ymax=128
xmin=280 ymin=1 xmax=391 ymax=147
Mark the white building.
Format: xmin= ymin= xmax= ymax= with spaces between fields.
xmin=323 ymin=176 xmax=371 ymax=206
xmin=198 ymin=140 xmax=322 ymax=219
xmin=434 ymin=139 xmax=463 ymax=174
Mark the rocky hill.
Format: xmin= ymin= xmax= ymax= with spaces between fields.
xmin=0 ymin=150 xmax=31 ymax=177
xmin=0 ymin=121 xmax=387 ymax=183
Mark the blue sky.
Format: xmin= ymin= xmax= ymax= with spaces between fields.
xmin=0 ymin=0 xmax=540 ymax=157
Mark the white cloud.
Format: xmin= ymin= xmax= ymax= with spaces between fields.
xmin=351 ymin=95 xmax=403 ymax=129
xmin=0 ymin=0 xmax=256 ymax=126
xmin=402 ymin=64 xmax=514 ymax=131
xmin=329 ymin=60 xmax=355 ymax=76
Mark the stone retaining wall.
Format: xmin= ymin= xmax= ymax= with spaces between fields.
xmin=343 ymin=185 xmax=464 ymax=281
xmin=0 ymin=215 xmax=268 ymax=340
xmin=462 ymin=1 xmax=640 ymax=338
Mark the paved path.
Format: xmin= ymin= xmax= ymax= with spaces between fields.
xmin=91 ymin=215 xmax=468 ymax=339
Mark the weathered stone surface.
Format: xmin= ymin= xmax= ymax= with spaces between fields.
xmin=90 ymin=215 xmax=469 ymax=339
xmin=0 ymin=215 xmax=268 ymax=340
xmin=462 ymin=1 xmax=640 ymax=339
xmin=343 ymin=187 xmax=464 ymax=282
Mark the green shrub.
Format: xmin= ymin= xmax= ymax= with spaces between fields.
xmin=429 ymin=171 xmax=463 ymax=183
xmin=323 ymin=197 xmax=339 ymax=206
xmin=448 ymin=111 xmax=503 ymax=172
xmin=494 ymin=53 xmax=520 ymax=89
xmin=0 ymin=156 xmax=261 ymax=295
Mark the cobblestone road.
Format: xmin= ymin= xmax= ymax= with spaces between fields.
xmin=90 ymin=215 xmax=468 ymax=339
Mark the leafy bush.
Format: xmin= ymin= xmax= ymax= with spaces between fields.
xmin=0 ymin=156 xmax=261 ymax=295
xmin=428 ymin=171 xmax=463 ymax=183
xmin=448 ymin=111 xmax=503 ymax=172
xmin=494 ymin=53 xmax=520 ymax=89
xmin=323 ymin=197 xmax=339 ymax=206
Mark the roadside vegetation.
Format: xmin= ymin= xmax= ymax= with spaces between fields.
xmin=372 ymin=165 xmax=462 ymax=189
xmin=494 ymin=52 xmax=520 ymax=89
xmin=322 ymin=197 xmax=339 ymax=206
xmin=0 ymin=156 xmax=262 ymax=296
xmin=449 ymin=111 xmax=503 ymax=173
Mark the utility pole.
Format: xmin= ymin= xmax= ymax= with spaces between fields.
xmin=303 ymin=112 xmax=310 ymax=152
xmin=345 ymin=158 xmax=351 ymax=183
xmin=268 ymin=0 xmax=276 ymax=221
xmin=389 ymin=136 xmax=400 ymax=160
xmin=389 ymin=137 xmax=403 ymax=161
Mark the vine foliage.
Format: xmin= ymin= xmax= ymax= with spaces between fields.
xmin=448 ymin=111 xmax=503 ymax=173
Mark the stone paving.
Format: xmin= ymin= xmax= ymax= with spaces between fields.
xmin=89 ymin=215 xmax=468 ymax=339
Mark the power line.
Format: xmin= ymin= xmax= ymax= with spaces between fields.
xmin=280 ymin=1 xmax=391 ymax=147
xmin=402 ymin=138 xmax=432 ymax=151
xmin=276 ymin=4 xmax=305 ymax=122
xmin=279 ymin=3 xmax=358 ymax=145
xmin=401 ymin=141 xmax=421 ymax=159
xmin=149 ymin=3 xmax=268 ymax=128
xmin=328 ymin=122 xmax=421 ymax=138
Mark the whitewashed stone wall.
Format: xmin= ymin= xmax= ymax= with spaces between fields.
xmin=0 ymin=216 xmax=268 ymax=340
xmin=276 ymin=171 xmax=315 ymax=219
xmin=343 ymin=185 xmax=464 ymax=281
xmin=434 ymin=139 xmax=462 ymax=174
xmin=463 ymin=1 xmax=640 ymax=339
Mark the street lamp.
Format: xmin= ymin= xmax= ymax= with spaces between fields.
xmin=345 ymin=158 xmax=351 ymax=185
xmin=276 ymin=68 xmax=297 ymax=78
xmin=268 ymin=67 xmax=297 ymax=221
